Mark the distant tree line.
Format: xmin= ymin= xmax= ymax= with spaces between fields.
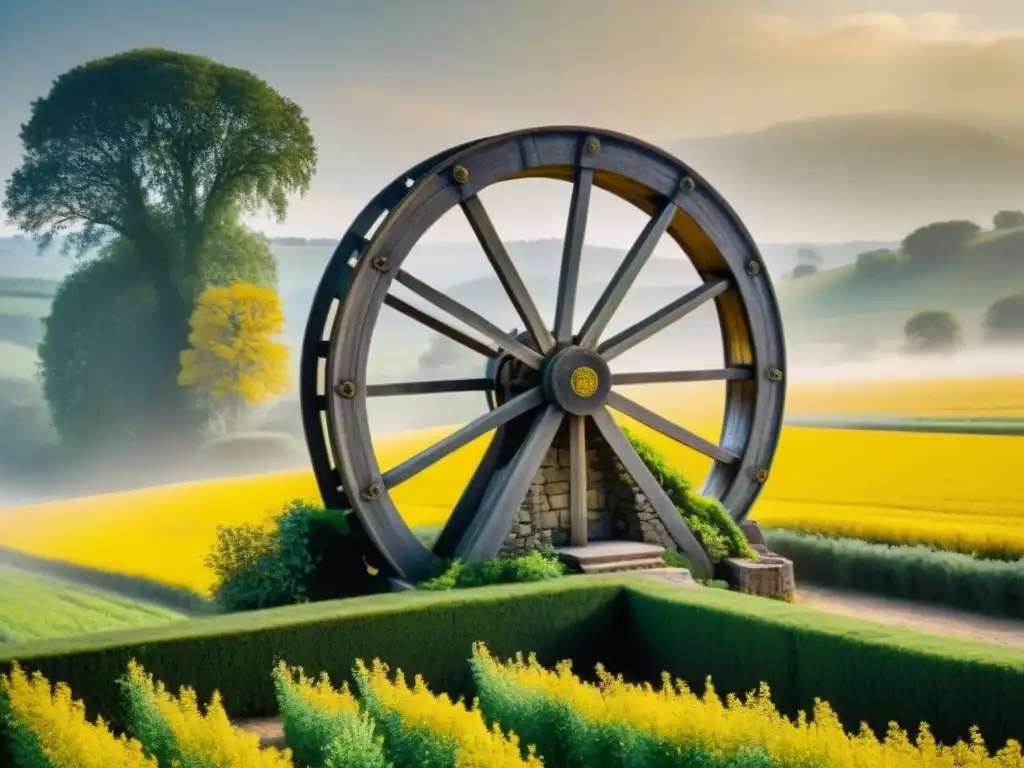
xmin=903 ymin=292 xmax=1024 ymax=353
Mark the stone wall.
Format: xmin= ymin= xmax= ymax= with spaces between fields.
xmin=499 ymin=421 xmax=679 ymax=555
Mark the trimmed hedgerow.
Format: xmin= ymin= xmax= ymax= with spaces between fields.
xmin=0 ymin=579 xmax=624 ymax=731
xmin=765 ymin=528 xmax=1024 ymax=619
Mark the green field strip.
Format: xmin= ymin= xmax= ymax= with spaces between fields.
xmin=0 ymin=564 xmax=185 ymax=643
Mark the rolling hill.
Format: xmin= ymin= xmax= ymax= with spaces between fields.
xmin=666 ymin=112 xmax=1024 ymax=243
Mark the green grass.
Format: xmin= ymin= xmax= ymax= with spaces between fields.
xmin=0 ymin=340 xmax=38 ymax=380
xmin=0 ymin=565 xmax=185 ymax=644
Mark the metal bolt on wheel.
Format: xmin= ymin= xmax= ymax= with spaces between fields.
xmin=300 ymin=127 xmax=787 ymax=583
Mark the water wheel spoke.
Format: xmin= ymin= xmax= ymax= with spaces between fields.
xmin=577 ymin=199 xmax=677 ymax=348
xmin=384 ymin=294 xmax=498 ymax=359
xmin=454 ymin=404 xmax=565 ymax=561
xmin=554 ymin=167 xmax=594 ymax=344
xmin=589 ymin=407 xmax=714 ymax=578
xmin=610 ymin=367 xmax=754 ymax=386
xmin=605 ymin=391 xmax=739 ymax=464
xmin=597 ymin=278 xmax=731 ymax=361
xmin=381 ymin=388 xmax=545 ymax=489
xmin=395 ymin=270 xmax=544 ymax=369
xmin=568 ymin=414 xmax=587 ymax=546
xmin=366 ymin=378 xmax=494 ymax=397
xmin=461 ymin=195 xmax=555 ymax=352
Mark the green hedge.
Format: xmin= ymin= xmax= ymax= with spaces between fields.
xmin=765 ymin=528 xmax=1024 ymax=618
xmin=624 ymin=579 xmax=1024 ymax=748
xmin=0 ymin=578 xmax=624 ymax=730
xmin=4 ymin=575 xmax=1024 ymax=750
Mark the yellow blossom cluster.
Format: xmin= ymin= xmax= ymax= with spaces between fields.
xmin=355 ymin=658 xmax=543 ymax=768
xmin=274 ymin=661 xmax=359 ymax=714
xmin=125 ymin=660 xmax=293 ymax=767
xmin=472 ymin=643 xmax=1024 ymax=768
xmin=0 ymin=663 xmax=156 ymax=767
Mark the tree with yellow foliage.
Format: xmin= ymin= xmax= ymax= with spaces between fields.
xmin=178 ymin=283 xmax=290 ymax=433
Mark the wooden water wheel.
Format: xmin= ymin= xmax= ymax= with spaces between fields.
xmin=300 ymin=127 xmax=786 ymax=583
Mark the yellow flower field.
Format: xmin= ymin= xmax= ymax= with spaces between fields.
xmin=0 ymin=375 xmax=1021 ymax=594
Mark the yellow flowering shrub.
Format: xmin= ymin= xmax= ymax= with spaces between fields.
xmin=353 ymin=658 xmax=542 ymax=768
xmin=119 ymin=659 xmax=292 ymax=767
xmin=0 ymin=662 xmax=155 ymax=768
xmin=471 ymin=643 xmax=1024 ymax=768
xmin=278 ymin=661 xmax=359 ymax=714
xmin=272 ymin=661 xmax=389 ymax=768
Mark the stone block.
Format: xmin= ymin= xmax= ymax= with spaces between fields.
xmin=557 ymin=448 xmax=571 ymax=466
xmin=540 ymin=511 xmax=558 ymax=529
xmin=518 ymin=523 xmax=532 ymax=536
xmin=545 ymin=466 xmax=570 ymax=483
xmin=518 ymin=508 xmax=532 ymax=523
xmin=547 ymin=481 xmax=570 ymax=495
xmin=549 ymin=493 xmax=569 ymax=510
xmin=722 ymin=556 xmax=795 ymax=599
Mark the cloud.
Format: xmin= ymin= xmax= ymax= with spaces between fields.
xmin=345 ymin=7 xmax=1024 ymax=140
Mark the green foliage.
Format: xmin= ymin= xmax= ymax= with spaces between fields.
xmin=626 ymin=579 xmax=1024 ymax=750
xmin=660 ymin=550 xmax=691 ymax=569
xmin=853 ymin=248 xmax=902 ymax=278
xmin=764 ymin=528 xmax=1024 ymax=619
xmin=4 ymin=48 xmax=315 ymax=266
xmin=418 ymin=551 xmax=566 ymax=591
xmin=0 ymin=580 xmax=623 ymax=732
xmin=0 ymin=682 xmax=50 ymax=768
xmin=623 ymin=429 xmax=754 ymax=560
xmin=206 ymin=500 xmax=369 ymax=612
xmin=983 ymin=291 xmax=1024 ymax=342
xmin=272 ymin=664 xmax=390 ymax=768
xmin=790 ymin=263 xmax=817 ymax=279
xmin=37 ymin=253 xmax=159 ymax=452
xmin=116 ymin=667 xmax=184 ymax=767
xmin=903 ymin=309 xmax=962 ymax=353
xmin=900 ymin=219 xmax=981 ymax=266
xmin=993 ymin=210 xmax=1024 ymax=229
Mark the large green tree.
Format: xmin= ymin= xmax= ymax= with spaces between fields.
xmin=4 ymin=48 xmax=315 ymax=443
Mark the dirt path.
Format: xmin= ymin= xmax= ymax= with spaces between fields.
xmin=795 ymin=585 xmax=1024 ymax=650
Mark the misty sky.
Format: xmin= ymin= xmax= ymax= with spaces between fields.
xmin=4 ymin=0 xmax=1024 ymax=243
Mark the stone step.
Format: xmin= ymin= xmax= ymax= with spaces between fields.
xmin=556 ymin=541 xmax=666 ymax=568
xmin=578 ymin=556 xmax=667 ymax=574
